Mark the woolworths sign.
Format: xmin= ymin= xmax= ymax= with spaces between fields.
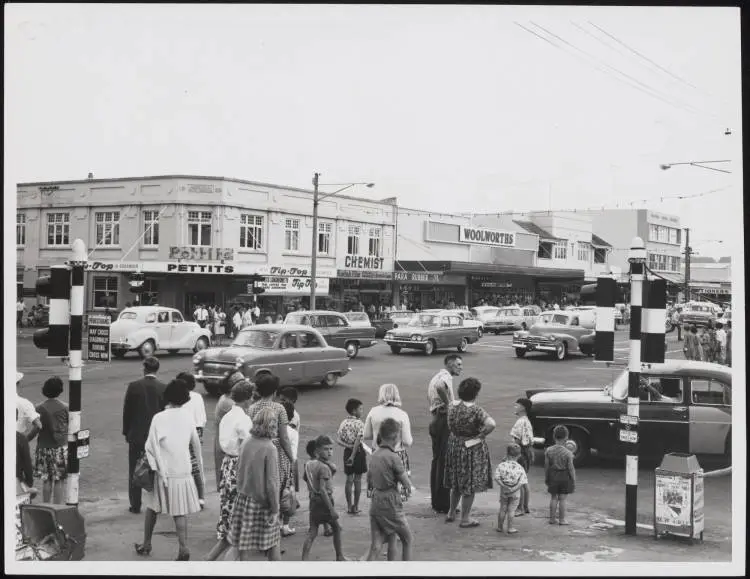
xmin=459 ymin=226 xmax=516 ymax=247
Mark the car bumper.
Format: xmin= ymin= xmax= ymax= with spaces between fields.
xmin=359 ymin=340 xmax=378 ymax=348
xmin=385 ymin=339 xmax=427 ymax=350
xmin=512 ymin=341 xmax=557 ymax=352
xmin=193 ymin=368 xmax=234 ymax=384
xmin=111 ymin=341 xmax=132 ymax=351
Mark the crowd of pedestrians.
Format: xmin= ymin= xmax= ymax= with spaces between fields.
xmin=682 ymin=320 xmax=731 ymax=366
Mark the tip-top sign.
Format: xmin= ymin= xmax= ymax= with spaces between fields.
xmin=459 ymin=226 xmax=516 ymax=247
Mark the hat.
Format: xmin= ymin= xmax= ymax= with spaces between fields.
xmin=17 ymin=372 xmax=24 ymax=383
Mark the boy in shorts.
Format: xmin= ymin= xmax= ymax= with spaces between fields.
xmin=544 ymin=425 xmax=576 ymax=525
xmin=494 ymin=443 xmax=527 ymax=534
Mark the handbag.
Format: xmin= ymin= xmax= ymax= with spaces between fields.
xmin=132 ymin=453 xmax=155 ymax=492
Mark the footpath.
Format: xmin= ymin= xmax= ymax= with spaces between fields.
xmin=77 ymin=477 xmax=731 ymax=563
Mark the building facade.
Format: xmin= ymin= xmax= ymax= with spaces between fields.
xmin=682 ymin=257 xmax=731 ymax=302
xmin=16 ymin=175 xmax=396 ymax=319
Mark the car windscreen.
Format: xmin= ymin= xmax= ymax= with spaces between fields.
xmin=285 ymin=314 xmax=308 ymax=325
xmin=345 ymin=313 xmax=369 ymax=322
xmin=233 ymin=330 xmax=279 ymax=349
xmin=119 ymin=312 xmax=138 ymax=320
xmin=409 ymin=314 xmax=439 ymax=327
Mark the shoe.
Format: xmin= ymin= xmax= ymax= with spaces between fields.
xmin=507 ymin=528 xmax=519 ymax=534
xmin=558 ymin=520 xmax=570 ymax=526
xmin=524 ymin=507 xmax=531 ymax=514
xmin=514 ymin=510 xmax=525 ymax=517
xmin=459 ymin=519 xmax=480 ymax=528
xmin=549 ymin=519 xmax=558 ymax=525
xmin=134 ymin=543 xmax=152 ymax=556
xmin=129 ymin=506 xmax=141 ymax=514
xmin=176 ymin=550 xmax=190 ymax=561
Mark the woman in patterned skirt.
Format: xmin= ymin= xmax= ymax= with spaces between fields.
xmin=443 ymin=377 xmax=496 ymax=528
xmin=214 ymin=372 xmax=244 ymax=491
xmin=229 ymin=407 xmax=282 ymax=560
xmin=204 ymin=380 xmax=254 ymax=561
xmin=34 ymin=377 xmax=69 ymax=504
xmin=136 ymin=379 xmax=204 ymax=560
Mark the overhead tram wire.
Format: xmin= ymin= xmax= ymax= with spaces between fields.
xmin=527 ymin=22 xmax=710 ymax=119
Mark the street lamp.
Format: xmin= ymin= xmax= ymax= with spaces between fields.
xmin=310 ymin=174 xmax=375 ymax=310
xmin=659 ymin=160 xmax=731 ymax=174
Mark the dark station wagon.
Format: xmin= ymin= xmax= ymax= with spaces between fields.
xmin=525 ymin=360 xmax=732 ymax=467
xmin=284 ymin=311 xmax=377 ymax=359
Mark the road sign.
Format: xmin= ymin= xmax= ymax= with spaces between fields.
xmin=619 ymin=429 xmax=638 ymax=443
xmin=619 ymin=414 xmax=639 ymax=426
xmin=76 ymin=429 xmax=90 ymax=459
xmin=86 ymin=315 xmax=111 ymax=362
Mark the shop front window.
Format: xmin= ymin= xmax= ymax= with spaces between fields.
xmin=93 ymin=276 xmax=118 ymax=308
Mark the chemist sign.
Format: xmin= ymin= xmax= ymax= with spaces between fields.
xmin=87 ymin=315 xmax=111 ymax=362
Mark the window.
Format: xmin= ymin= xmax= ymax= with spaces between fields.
xmin=649 ymin=224 xmax=679 ymax=244
xmin=141 ymin=279 xmax=159 ymax=305
xmin=669 ymin=228 xmax=679 ymax=245
xmin=691 ymin=379 xmax=731 ymax=406
xmin=347 ymin=225 xmax=361 ymax=255
xmin=93 ymin=276 xmax=118 ymax=308
xmin=594 ymin=248 xmax=607 ymax=264
xmin=95 ymin=211 xmax=121 ymax=246
xmin=325 ymin=314 xmax=347 ymax=327
xmin=47 ymin=213 xmax=70 ymax=246
xmin=284 ymin=218 xmax=300 ymax=251
xmin=669 ymin=256 xmax=681 ymax=272
xmin=368 ymin=227 xmax=382 ymax=257
xmin=538 ymin=241 xmax=553 ymax=259
xmin=171 ymin=311 xmax=184 ymax=323
xmin=143 ymin=210 xmax=160 ymax=246
xmin=577 ymin=242 xmax=590 ymax=262
xmin=145 ymin=313 xmax=156 ymax=323
xmin=450 ymin=316 xmax=462 ymax=326
xmin=317 ymin=222 xmax=332 ymax=255
xmin=188 ymin=211 xmax=212 ymax=246
xmin=648 ymin=253 xmax=673 ymax=271
xmin=280 ymin=332 xmax=299 ymax=349
xmin=639 ymin=376 xmax=684 ymax=403
xmin=553 ymin=241 xmax=567 ymax=260
xmin=157 ymin=311 xmax=169 ymax=323
xmin=240 ymin=214 xmax=263 ymax=250
xmin=17 ymin=213 xmax=26 ymax=246
xmin=300 ymin=331 xmax=323 ymax=348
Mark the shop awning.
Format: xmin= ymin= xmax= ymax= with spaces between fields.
xmin=591 ymin=233 xmax=612 ymax=248
xmin=512 ymin=221 xmax=561 ymax=241
xmin=395 ymin=260 xmax=585 ymax=281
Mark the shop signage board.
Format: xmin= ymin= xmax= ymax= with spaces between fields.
xmin=169 ymin=246 xmax=234 ymax=261
xmin=256 ymin=276 xmax=330 ymax=295
xmin=86 ymin=315 xmax=111 ymax=362
xmin=258 ymin=265 xmax=337 ymax=278
xmin=459 ymin=226 xmax=516 ymax=247
xmin=393 ymin=271 xmax=443 ymax=282
xmin=338 ymin=269 xmax=393 ymax=280
xmin=83 ymin=261 xmax=142 ymax=272
xmin=80 ymin=260 xmax=262 ymax=275
xmin=344 ymin=255 xmax=387 ymax=270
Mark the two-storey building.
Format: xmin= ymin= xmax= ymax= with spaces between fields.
xmin=17 ymin=175 xmax=396 ymax=319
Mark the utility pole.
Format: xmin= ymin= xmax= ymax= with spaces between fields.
xmin=683 ymin=228 xmax=691 ymax=302
xmin=310 ymin=173 xmax=320 ymax=311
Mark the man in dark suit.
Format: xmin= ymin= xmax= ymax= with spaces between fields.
xmin=122 ymin=356 xmax=166 ymax=514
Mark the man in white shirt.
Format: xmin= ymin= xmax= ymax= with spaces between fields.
xmin=232 ymin=309 xmax=242 ymax=338
xmin=194 ymin=304 xmax=209 ymax=328
xmin=427 ymin=355 xmax=463 ymax=514
xmin=17 ymin=300 xmax=26 ymax=327
xmin=16 ymin=372 xmax=42 ymax=440
xmin=252 ymin=303 xmax=261 ymax=323
xmin=715 ymin=322 xmax=727 ymax=365
xmin=242 ymin=306 xmax=254 ymax=329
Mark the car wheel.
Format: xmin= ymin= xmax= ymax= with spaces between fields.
xmin=194 ymin=337 xmax=209 ymax=353
xmin=138 ymin=340 xmax=156 ymax=359
xmin=390 ymin=345 xmax=401 ymax=355
xmin=322 ymin=372 xmax=338 ymax=388
xmin=345 ymin=341 xmax=359 ymax=359
xmin=457 ymin=338 xmax=468 ymax=353
xmin=554 ymin=342 xmax=568 ymax=361
xmin=477 ymin=328 xmax=483 ymax=339
xmin=424 ymin=340 xmax=436 ymax=356
xmin=515 ymin=348 xmax=526 ymax=358
xmin=112 ymin=349 xmax=127 ymax=359
xmin=168 ymin=349 xmax=180 ymax=355
xmin=565 ymin=428 xmax=590 ymax=467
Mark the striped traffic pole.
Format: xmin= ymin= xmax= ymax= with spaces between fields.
xmin=625 ymin=237 xmax=647 ymax=535
xmin=594 ymin=275 xmax=616 ymax=362
xmin=641 ymin=278 xmax=667 ymax=364
xmin=47 ymin=265 xmax=72 ymax=357
xmin=67 ymin=239 xmax=87 ymax=506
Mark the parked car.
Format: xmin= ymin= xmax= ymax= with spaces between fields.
xmin=284 ymin=310 xmax=377 ymax=359
xmin=485 ymin=305 xmax=541 ymax=334
xmin=470 ymin=306 xmax=500 ymax=324
xmin=343 ymin=312 xmax=373 ymax=328
xmin=511 ymin=310 xmax=595 ymax=360
xmin=109 ymin=306 xmax=212 ymax=359
xmin=680 ymin=302 xmax=718 ymax=328
xmin=384 ymin=310 xmax=480 ymax=356
xmin=371 ymin=311 xmax=415 ymax=338
xmin=525 ymin=360 xmax=732 ymax=467
xmin=193 ymin=324 xmax=351 ymax=396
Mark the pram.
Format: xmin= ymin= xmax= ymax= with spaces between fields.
xmin=16 ymin=502 xmax=86 ymax=561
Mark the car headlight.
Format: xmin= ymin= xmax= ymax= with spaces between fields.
xmin=410 ymin=334 xmax=422 ymax=342
xmin=192 ymin=353 xmax=203 ymax=365
xmin=513 ymin=332 xmax=519 ymax=338
xmin=235 ymin=356 xmax=244 ymax=369
xmin=385 ymin=332 xmax=393 ymax=340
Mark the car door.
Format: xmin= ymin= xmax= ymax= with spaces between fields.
xmin=324 ymin=314 xmax=347 ymax=348
xmin=275 ymin=331 xmax=304 ymax=385
xmin=452 ymin=315 xmax=466 ymax=344
xmin=637 ymin=375 xmax=690 ymax=458
xmin=298 ymin=330 xmax=328 ymax=382
xmin=688 ymin=377 xmax=731 ymax=455
xmin=154 ymin=310 xmax=173 ymax=348
xmin=170 ymin=310 xmax=192 ymax=348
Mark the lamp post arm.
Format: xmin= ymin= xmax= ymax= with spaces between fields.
xmin=310 ymin=173 xmax=320 ymax=311
xmin=689 ymin=163 xmax=731 ymax=174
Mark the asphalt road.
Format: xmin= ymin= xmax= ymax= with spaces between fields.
xmin=15 ymin=329 xmax=732 ymax=562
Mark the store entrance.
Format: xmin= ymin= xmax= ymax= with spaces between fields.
xmin=184 ymin=292 xmax=216 ymax=320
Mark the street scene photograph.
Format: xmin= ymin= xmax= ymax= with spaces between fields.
xmin=4 ymin=3 xmax=744 ymax=575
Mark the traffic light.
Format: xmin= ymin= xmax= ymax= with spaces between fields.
xmin=129 ymin=272 xmax=145 ymax=294
xmin=248 ymin=274 xmax=265 ymax=295
xmin=33 ymin=265 xmax=71 ymax=357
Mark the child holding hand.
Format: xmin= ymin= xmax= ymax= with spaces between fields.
xmin=494 ymin=443 xmax=527 ymax=534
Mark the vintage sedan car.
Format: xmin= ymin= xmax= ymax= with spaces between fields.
xmin=446 ymin=309 xmax=484 ymax=338
xmin=343 ymin=312 xmax=373 ymax=329
xmin=371 ymin=311 xmax=415 ymax=338
xmin=109 ymin=306 xmax=212 ymax=359
xmin=470 ymin=306 xmax=501 ymax=324
xmin=384 ymin=311 xmax=480 ymax=355
xmin=511 ymin=311 xmax=595 ymax=360
xmin=485 ymin=305 xmax=541 ymax=334
xmin=193 ymin=324 xmax=351 ymax=396
xmin=284 ymin=310 xmax=377 ymax=359
xmin=524 ymin=360 xmax=732 ymax=467
xmin=680 ymin=301 xmax=719 ymax=328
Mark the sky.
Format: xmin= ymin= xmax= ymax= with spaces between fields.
xmin=4 ymin=4 xmax=742 ymax=260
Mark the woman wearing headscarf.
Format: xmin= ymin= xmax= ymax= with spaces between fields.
xmin=444 ymin=377 xmax=496 ymax=528
xmin=135 ymin=379 xmax=204 ymax=560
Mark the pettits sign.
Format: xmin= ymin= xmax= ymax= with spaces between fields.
xmin=459 ymin=226 xmax=516 ymax=247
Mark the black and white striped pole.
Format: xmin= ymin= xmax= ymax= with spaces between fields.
xmin=594 ymin=274 xmax=617 ymax=363
xmin=67 ymin=239 xmax=87 ymax=506
xmin=32 ymin=266 xmax=71 ymax=357
xmin=624 ymin=236 xmax=647 ymax=535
